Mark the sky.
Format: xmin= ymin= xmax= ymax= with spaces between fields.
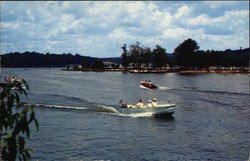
xmin=0 ymin=1 xmax=249 ymax=58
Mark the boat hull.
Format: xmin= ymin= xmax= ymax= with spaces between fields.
xmin=119 ymin=104 xmax=175 ymax=116
xmin=140 ymin=82 xmax=157 ymax=89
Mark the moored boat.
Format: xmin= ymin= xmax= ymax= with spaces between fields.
xmin=4 ymin=77 xmax=26 ymax=89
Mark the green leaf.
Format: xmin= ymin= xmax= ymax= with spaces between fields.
xmin=34 ymin=118 xmax=39 ymax=130
xmin=0 ymin=79 xmax=38 ymax=160
xmin=15 ymin=92 xmax=20 ymax=104
xmin=22 ymin=79 xmax=29 ymax=91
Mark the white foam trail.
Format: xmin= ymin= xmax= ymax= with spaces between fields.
xmin=140 ymin=85 xmax=150 ymax=89
xmin=96 ymin=105 xmax=120 ymax=113
xmin=34 ymin=104 xmax=120 ymax=114
xmin=140 ymin=85 xmax=172 ymax=90
xmin=158 ymin=86 xmax=172 ymax=90
xmin=94 ymin=105 xmax=155 ymax=117
xmin=33 ymin=104 xmax=88 ymax=110
xmin=33 ymin=104 xmax=154 ymax=118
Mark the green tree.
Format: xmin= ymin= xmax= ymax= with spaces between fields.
xmin=91 ymin=59 xmax=104 ymax=69
xmin=82 ymin=60 xmax=91 ymax=69
xmin=129 ymin=42 xmax=144 ymax=69
xmin=121 ymin=44 xmax=130 ymax=71
xmin=174 ymin=38 xmax=199 ymax=68
xmin=152 ymin=45 xmax=169 ymax=68
xmin=0 ymin=80 xmax=39 ymax=161
xmin=141 ymin=47 xmax=152 ymax=69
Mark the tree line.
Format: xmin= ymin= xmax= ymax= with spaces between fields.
xmin=121 ymin=42 xmax=169 ymax=70
xmin=1 ymin=51 xmax=98 ymax=68
xmin=121 ymin=38 xmax=250 ymax=70
xmin=173 ymin=38 xmax=249 ymax=69
xmin=1 ymin=38 xmax=249 ymax=69
xmin=1 ymin=51 xmax=122 ymax=69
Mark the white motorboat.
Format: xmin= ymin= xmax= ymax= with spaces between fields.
xmin=120 ymin=103 xmax=176 ymax=116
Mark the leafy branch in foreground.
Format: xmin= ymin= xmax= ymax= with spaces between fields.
xmin=0 ymin=79 xmax=39 ymax=161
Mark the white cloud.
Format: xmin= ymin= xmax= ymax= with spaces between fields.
xmin=188 ymin=14 xmax=219 ymax=26
xmin=187 ymin=9 xmax=249 ymax=27
xmin=174 ymin=5 xmax=193 ymax=18
xmin=126 ymin=2 xmax=146 ymax=14
xmin=204 ymin=1 xmax=242 ymax=9
xmin=0 ymin=22 xmax=20 ymax=30
xmin=0 ymin=1 xmax=249 ymax=56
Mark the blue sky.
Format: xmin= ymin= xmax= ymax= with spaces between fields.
xmin=0 ymin=1 xmax=249 ymax=57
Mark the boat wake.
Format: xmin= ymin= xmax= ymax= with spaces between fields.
xmin=140 ymin=85 xmax=172 ymax=90
xmin=33 ymin=104 xmax=89 ymax=110
xmin=95 ymin=105 xmax=120 ymax=113
xmin=33 ymin=103 xmax=119 ymax=113
xmin=140 ymin=85 xmax=150 ymax=89
xmin=30 ymin=93 xmax=170 ymax=118
xmin=33 ymin=103 xmax=155 ymax=118
xmin=96 ymin=106 xmax=159 ymax=118
xmin=158 ymin=86 xmax=172 ymax=90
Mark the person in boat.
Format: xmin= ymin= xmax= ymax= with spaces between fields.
xmin=5 ymin=76 xmax=14 ymax=82
xmin=152 ymin=98 xmax=157 ymax=106
xmin=147 ymin=100 xmax=153 ymax=107
xmin=6 ymin=76 xmax=11 ymax=81
xmin=119 ymin=100 xmax=137 ymax=108
xmin=136 ymin=99 xmax=144 ymax=108
xmin=119 ymin=100 xmax=128 ymax=108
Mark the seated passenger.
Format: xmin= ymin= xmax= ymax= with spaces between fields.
xmin=152 ymin=98 xmax=157 ymax=106
xmin=147 ymin=100 xmax=152 ymax=107
xmin=136 ymin=99 xmax=144 ymax=108
xmin=119 ymin=100 xmax=128 ymax=108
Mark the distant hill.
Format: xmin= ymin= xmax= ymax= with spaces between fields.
xmin=1 ymin=51 xmax=99 ymax=68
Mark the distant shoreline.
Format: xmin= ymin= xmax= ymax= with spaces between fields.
xmin=1 ymin=67 xmax=249 ymax=74
xmin=61 ymin=68 xmax=250 ymax=74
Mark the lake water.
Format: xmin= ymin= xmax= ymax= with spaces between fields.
xmin=1 ymin=68 xmax=249 ymax=161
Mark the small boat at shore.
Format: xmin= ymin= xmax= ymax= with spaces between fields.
xmin=140 ymin=81 xmax=157 ymax=89
xmin=3 ymin=77 xmax=27 ymax=89
xmin=120 ymin=103 xmax=176 ymax=116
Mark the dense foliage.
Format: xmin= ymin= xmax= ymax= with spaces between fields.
xmin=1 ymin=52 xmax=97 ymax=68
xmin=152 ymin=45 xmax=169 ymax=68
xmin=121 ymin=42 xmax=169 ymax=70
xmin=173 ymin=38 xmax=250 ymax=68
xmin=121 ymin=44 xmax=129 ymax=70
xmin=0 ymin=80 xmax=38 ymax=161
xmin=91 ymin=59 xmax=105 ymax=69
xmin=174 ymin=38 xmax=199 ymax=67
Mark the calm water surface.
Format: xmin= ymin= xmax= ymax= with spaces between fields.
xmin=1 ymin=68 xmax=249 ymax=161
